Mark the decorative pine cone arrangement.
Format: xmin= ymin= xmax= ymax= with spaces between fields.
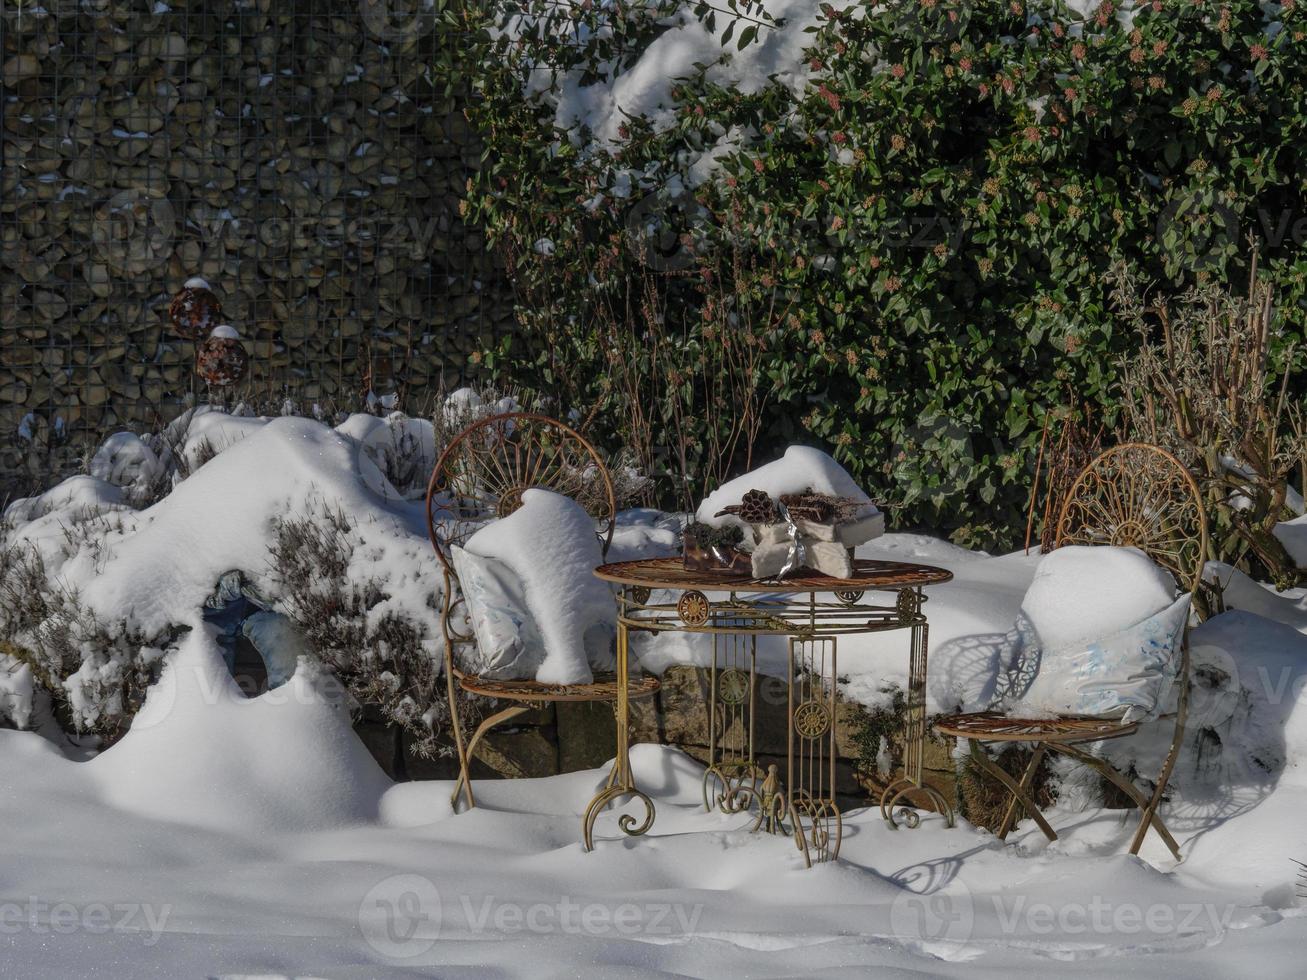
xmin=195 ymin=325 xmax=249 ymax=387
xmin=779 ymin=492 xmax=834 ymax=524
xmin=169 ymin=276 xmax=223 ymax=341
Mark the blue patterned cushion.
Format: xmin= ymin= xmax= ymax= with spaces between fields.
xmin=1001 ymin=593 xmax=1192 ymax=723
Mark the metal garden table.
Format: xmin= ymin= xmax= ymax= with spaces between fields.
xmin=585 ymin=556 xmax=955 ymax=865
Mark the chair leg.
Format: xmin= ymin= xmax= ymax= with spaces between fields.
xmin=1054 ymin=742 xmax=1182 ymax=862
xmin=450 ymin=704 xmax=533 ymax=811
xmin=1131 ymin=647 xmax=1190 ymax=859
xmin=996 ymin=743 xmax=1046 ymax=839
xmin=967 ymin=739 xmax=1058 ymax=843
xmin=446 ymin=666 xmax=474 ymax=813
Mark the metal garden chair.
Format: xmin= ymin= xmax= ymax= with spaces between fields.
xmin=425 ymin=412 xmax=660 ymax=811
xmin=934 ymin=443 xmax=1208 ymax=861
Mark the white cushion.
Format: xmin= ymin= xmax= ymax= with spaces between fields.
xmin=450 ymin=546 xmax=547 ymax=680
xmin=462 ymin=490 xmax=617 ymax=685
xmin=453 ymin=489 xmax=619 ymax=684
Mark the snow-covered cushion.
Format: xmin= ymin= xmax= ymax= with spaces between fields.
xmin=1020 ymin=545 xmax=1177 ymax=652
xmin=459 ymin=490 xmax=617 ymax=685
xmin=1005 ymin=593 xmax=1192 ymax=722
xmin=451 ymin=547 xmax=546 ymax=680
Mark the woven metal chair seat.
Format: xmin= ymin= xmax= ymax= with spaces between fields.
xmin=934 ymin=711 xmax=1138 ymax=743
xmin=457 ymin=670 xmax=661 ymax=703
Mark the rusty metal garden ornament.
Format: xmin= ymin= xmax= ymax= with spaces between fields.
xmin=169 ymin=276 xmax=223 ymax=341
xmin=195 ymin=325 xmax=250 ymax=389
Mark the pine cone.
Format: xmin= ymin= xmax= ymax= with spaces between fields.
xmin=738 ymin=488 xmax=777 ymax=524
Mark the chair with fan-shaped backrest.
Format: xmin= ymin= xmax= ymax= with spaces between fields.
xmin=935 ymin=443 xmax=1207 ymax=861
xmin=426 ymin=412 xmax=660 ymax=811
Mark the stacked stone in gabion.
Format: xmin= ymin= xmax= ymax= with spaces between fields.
xmin=196 ymin=325 xmax=249 ymax=387
xmin=169 ymin=277 xmax=224 ymax=341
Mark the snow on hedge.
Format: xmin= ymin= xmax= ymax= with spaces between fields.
xmin=510 ymin=0 xmax=1155 ymax=178
xmin=7 ymin=413 xmax=436 ymax=639
xmin=0 ymin=407 xmax=447 ymax=736
xmin=537 ymin=0 xmax=840 ymax=149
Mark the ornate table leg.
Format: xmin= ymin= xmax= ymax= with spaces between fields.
xmin=880 ymin=590 xmax=955 ymax=829
xmin=703 ymin=619 xmax=767 ymax=820
xmin=788 ymin=630 xmax=841 ymax=866
xmin=583 ymin=598 xmax=655 ymax=851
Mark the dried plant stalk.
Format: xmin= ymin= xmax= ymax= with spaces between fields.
xmin=1112 ymin=251 xmax=1307 ymax=588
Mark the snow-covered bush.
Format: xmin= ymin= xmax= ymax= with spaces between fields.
xmin=1 ymin=407 xmax=454 ymax=742
xmin=268 ymin=501 xmax=454 ymax=759
xmin=0 ymin=528 xmax=173 ymax=741
xmin=0 ymin=389 xmax=650 ymax=747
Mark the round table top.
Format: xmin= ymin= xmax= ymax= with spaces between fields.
xmin=593 ymin=555 xmax=953 ymax=593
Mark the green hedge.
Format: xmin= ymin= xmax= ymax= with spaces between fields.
xmin=456 ymin=0 xmax=1307 ymax=548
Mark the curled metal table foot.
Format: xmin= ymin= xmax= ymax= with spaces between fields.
xmin=880 ymin=778 xmax=955 ymax=830
xmin=702 ymin=763 xmax=764 ymax=816
xmin=582 ymin=785 xmax=656 ymax=852
xmin=789 ymin=792 xmax=842 ymax=867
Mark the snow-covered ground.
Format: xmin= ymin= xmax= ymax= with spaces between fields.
xmin=3 ymin=412 xmax=1307 ymax=976
xmin=2 ymin=691 xmax=1306 ymax=977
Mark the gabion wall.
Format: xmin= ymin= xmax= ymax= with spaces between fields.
xmin=1 ymin=0 xmax=508 ymax=498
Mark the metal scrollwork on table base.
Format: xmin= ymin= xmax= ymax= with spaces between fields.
xmin=789 ymin=791 xmax=842 ymax=866
xmin=702 ymin=762 xmax=764 ymax=817
xmin=879 ymin=778 xmax=956 ymax=831
xmin=589 ymin=557 xmax=956 ymax=863
xmin=582 ymin=784 xmax=656 ymax=851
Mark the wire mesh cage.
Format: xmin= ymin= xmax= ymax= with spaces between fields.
xmin=0 ymin=0 xmax=507 ymax=501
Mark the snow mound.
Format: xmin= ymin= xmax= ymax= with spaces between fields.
xmin=4 ymin=473 xmax=126 ymax=527
xmin=22 ymin=415 xmax=434 ymax=637
xmin=174 ymin=408 xmax=275 ymax=471
xmin=89 ymin=630 xmax=390 ymax=832
xmin=89 ymin=432 xmax=164 ymax=501
xmin=1272 ymin=513 xmax=1307 ymax=568
xmin=1021 ymin=545 xmax=1177 ymax=652
xmin=697 ymin=445 xmax=881 ymax=529
xmin=463 ymin=489 xmax=616 ymax=685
